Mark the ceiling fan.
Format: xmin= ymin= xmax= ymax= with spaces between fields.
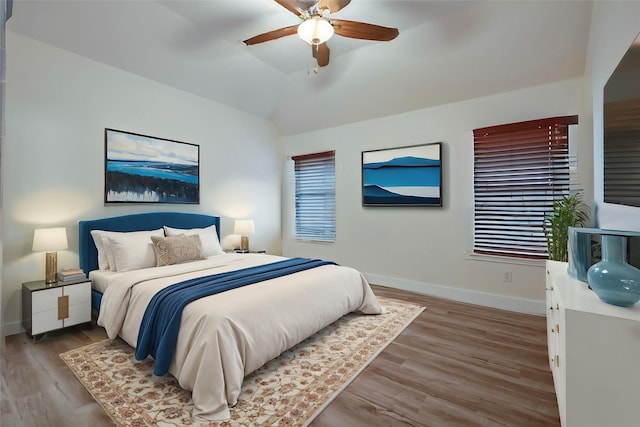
xmin=242 ymin=0 xmax=399 ymax=67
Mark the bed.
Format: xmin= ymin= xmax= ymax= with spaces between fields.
xmin=78 ymin=212 xmax=382 ymax=421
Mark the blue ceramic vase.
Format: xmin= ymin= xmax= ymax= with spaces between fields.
xmin=587 ymin=234 xmax=640 ymax=307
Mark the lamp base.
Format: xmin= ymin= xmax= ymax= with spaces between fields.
xmin=45 ymin=251 xmax=58 ymax=284
xmin=240 ymin=235 xmax=249 ymax=252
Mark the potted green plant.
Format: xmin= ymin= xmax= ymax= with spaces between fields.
xmin=543 ymin=193 xmax=590 ymax=261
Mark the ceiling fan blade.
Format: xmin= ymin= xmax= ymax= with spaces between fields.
xmin=312 ymin=42 xmax=330 ymax=67
xmin=318 ymin=0 xmax=351 ymax=13
xmin=333 ymin=19 xmax=399 ymax=41
xmin=243 ymin=25 xmax=299 ymax=45
xmin=273 ymin=0 xmax=304 ymax=16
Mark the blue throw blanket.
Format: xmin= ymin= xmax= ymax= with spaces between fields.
xmin=135 ymin=257 xmax=336 ymax=376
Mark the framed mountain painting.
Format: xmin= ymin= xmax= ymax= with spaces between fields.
xmin=104 ymin=128 xmax=200 ymax=204
xmin=362 ymin=142 xmax=442 ymax=207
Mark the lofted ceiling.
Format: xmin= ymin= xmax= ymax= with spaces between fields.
xmin=7 ymin=0 xmax=593 ymax=135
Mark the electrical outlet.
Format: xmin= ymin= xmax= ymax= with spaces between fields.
xmin=503 ymin=270 xmax=512 ymax=282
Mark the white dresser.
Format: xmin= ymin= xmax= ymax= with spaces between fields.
xmin=546 ymin=260 xmax=640 ymax=427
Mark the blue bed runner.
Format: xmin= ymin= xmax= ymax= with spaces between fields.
xmin=135 ymin=257 xmax=336 ymax=376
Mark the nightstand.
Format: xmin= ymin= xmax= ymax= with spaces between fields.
xmin=22 ymin=279 xmax=92 ymax=337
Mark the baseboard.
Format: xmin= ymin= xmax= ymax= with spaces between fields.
xmin=364 ymin=273 xmax=545 ymax=316
xmin=3 ymin=320 xmax=24 ymax=337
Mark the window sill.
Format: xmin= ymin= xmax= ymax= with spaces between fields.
xmin=465 ymin=252 xmax=546 ymax=267
xmin=295 ymin=239 xmax=334 ymax=244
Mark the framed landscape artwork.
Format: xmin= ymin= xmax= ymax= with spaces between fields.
xmin=362 ymin=142 xmax=442 ymax=207
xmin=104 ymin=128 xmax=200 ymax=204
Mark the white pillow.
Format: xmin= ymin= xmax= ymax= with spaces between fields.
xmin=101 ymin=229 xmax=164 ymax=272
xmin=103 ymin=234 xmax=117 ymax=272
xmin=90 ymin=230 xmax=110 ymax=270
xmin=163 ymin=225 xmax=224 ymax=257
xmin=91 ymin=229 xmax=164 ymax=270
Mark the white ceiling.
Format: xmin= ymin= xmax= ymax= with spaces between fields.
xmin=7 ymin=0 xmax=593 ymax=135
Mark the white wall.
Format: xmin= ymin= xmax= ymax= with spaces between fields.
xmin=0 ymin=0 xmax=9 ymax=346
xmin=282 ymin=78 xmax=590 ymax=314
xmin=586 ymin=1 xmax=640 ymax=231
xmin=2 ymin=33 xmax=282 ymax=335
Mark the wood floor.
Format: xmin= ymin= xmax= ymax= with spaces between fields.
xmin=1 ymin=285 xmax=560 ymax=427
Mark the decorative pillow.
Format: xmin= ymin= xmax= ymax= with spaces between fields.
xmin=151 ymin=234 xmax=205 ymax=267
xmin=101 ymin=229 xmax=164 ymax=272
xmin=163 ymin=225 xmax=224 ymax=257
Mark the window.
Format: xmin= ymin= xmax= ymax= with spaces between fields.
xmin=473 ymin=116 xmax=578 ymax=259
xmin=292 ymin=151 xmax=336 ymax=242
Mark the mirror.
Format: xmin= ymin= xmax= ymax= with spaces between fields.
xmin=603 ymin=32 xmax=640 ymax=207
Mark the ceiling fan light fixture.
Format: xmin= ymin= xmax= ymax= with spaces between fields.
xmin=298 ymin=17 xmax=334 ymax=45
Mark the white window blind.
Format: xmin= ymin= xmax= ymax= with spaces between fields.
xmin=473 ymin=116 xmax=578 ymax=259
xmin=292 ymin=151 xmax=336 ymax=242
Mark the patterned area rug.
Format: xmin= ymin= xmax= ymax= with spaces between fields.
xmin=60 ymin=296 xmax=424 ymax=427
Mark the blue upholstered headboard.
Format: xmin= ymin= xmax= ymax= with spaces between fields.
xmin=78 ymin=212 xmax=221 ymax=274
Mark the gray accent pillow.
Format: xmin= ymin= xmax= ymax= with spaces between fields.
xmin=151 ymin=234 xmax=205 ymax=266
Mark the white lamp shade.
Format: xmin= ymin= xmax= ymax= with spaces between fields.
xmin=234 ymin=220 xmax=255 ymax=235
xmin=298 ymin=17 xmax=334 ymax=45
xmin=32 ymin=227 xmax=68 ymax=252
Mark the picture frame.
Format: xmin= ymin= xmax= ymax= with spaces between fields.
xmin=362 ymin=142 xmax=442 ymax=207
xmin=104 ymin=128 xmax=200 ymax=204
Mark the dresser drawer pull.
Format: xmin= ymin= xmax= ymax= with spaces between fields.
xmin=58 ymin=295 xmax=69 ymax=320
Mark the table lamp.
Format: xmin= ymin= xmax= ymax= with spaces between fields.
xmin=32 ymin=227 xmax=68 ymax=284
xmin=234 ymin=220 xmax=255 ymax=252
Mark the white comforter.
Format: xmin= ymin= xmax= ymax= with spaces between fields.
xmin=96 ymin=254 xmax=382 ymax=421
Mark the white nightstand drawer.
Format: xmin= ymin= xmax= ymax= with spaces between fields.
xmin=66 ymin=288 xmax=92 ymax=327
xmin=64 ymin=281 xmax=91 ymax=302
xmin=32 ymin=287 xmax=63 ymax=313
xmin=32 ymin=309 xmax=61 ymax=335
